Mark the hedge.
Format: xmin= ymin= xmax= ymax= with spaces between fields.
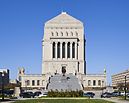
xmin=47 ymin=89 xmax=83 ymax=97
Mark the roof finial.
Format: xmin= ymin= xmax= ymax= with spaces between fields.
xmin=104 ymin=67 xmax=106 ymax=75
xmin=61 ymin=11 xmax=66 ymax=14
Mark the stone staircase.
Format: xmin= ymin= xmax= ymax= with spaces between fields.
xmin=47 ymin=74 xmax=82 ymax=91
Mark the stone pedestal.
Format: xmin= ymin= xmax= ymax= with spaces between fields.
xmin=14 ymin=87 xmax=20 ymax=97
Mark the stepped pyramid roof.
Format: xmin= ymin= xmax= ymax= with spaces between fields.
xmin=45 ymin=12 xmax=83 ymax=27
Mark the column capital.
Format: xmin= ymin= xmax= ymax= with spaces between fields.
xmin=55 ymin=41 xmax=58 ymax=44
xmin=65 ymin=41 xmax=68 ymax=44
xmin=70 ymin=41 xmax=73 ymax=44
xmin=60 ymin=41 xmax=63 ymax=44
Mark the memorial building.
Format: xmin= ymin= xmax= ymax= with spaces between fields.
xmin=19 ymin=12 xmax=106 ymax=91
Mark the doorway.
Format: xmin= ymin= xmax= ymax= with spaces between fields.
xmin=62 ymin=66 xmax=66 ymax=75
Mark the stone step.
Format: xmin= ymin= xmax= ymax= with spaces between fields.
xmin=47 ymin=74 xmax=82 ymax=91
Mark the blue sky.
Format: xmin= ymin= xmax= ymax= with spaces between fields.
xmin=0 ymin=0 xmax=129 ymax=85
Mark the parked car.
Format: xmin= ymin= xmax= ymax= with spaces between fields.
xmin=119 ymin=92 xmax=129 ymax=96
xmin=112 ymin=92 xmax=121 ymax=97
xmin=127 ymin=93 xmax=129 ymax=98
xmin=101 ymin=92 xmax=112 ymax=98
xmin=34 ymin=91 xmax=42 ymax=97
xmin=83 ymin=92 xmax=95 ymax=98
xmin=38 ymin=92 xmax=48 ymax=97
xmin=120 ymin=92 xmax=125 ymax=96
xmin=20 ymin=92 xmax=34 ymax=98
xmin=0 ymin=89 xmax=14 ymax=96
xmin=126 ymin=92 xmax=129 ymax=95
xmin=3 ymin=90 xmax=14 ymax=97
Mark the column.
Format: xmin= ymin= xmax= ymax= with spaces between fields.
xmin=55 ymin=42 xmax=57 ymax=59
xmin=60 ymin=42 xmax=62 ymax=59
xmin=70 ymin=42 xmax=73 ymax=59
xmin=75 ymin=42 xmax=77 ymax=59
xmin=51 ymin=42 xmax=53 ymax=59
xmin=65 ymin=42 xmax=67 ymax=59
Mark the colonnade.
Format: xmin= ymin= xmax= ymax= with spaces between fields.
xmin=52 ymin=42 xmax=78 ymax=59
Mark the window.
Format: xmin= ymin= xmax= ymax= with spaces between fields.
xmin=37 ymin=80 xmax=40 ymax=86
xmin=93 ymin=80 xmax=96 ymax=86
xmin=75 ymin=32 xmax=78 ymax=36
xmin=26 ymin=80 xmax=30 ymax=86
xmin=56 ymin=32 xmax=58 ymax=36
xmin=102 ymin=81 xmax=104 ymax=86
xmin=98 ymin=80 xmax=101 ymax=86
xmin=32 ymin=80 xmax=35 ymax=86
xmin=66 ymin=32 xmax=68 ymax=36
xmin=61 ymin=32 xmax=63 ymax=36
xmin=88 ymin=80 xmax=91 ymax=86
xmin=62 ymin=42 xmax=65 ymax=58
xmin=67 ymin=42 xmax=70 ymax=58
xmin=72 ymin=42 xmax=75 ymax=58
xmin=57 ymin=42 xmax=60 ymax=58
xmin=53 ymin=42 xmax=55 ymax=58
xmin=51 ymin=32 xmax=54 ymax=36
xmin=71 ymin=32 xmax=73 ymax=36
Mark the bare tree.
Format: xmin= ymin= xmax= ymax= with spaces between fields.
xmin=117 ymin=83 xmax=124 ymax=91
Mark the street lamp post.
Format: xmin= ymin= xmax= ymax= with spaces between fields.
xmin=25 ymin=80 xmax=27 ymax=92
xmin=1 ymin=73 xmax=4 ymax=101
xmin=124 ymin=75 xmax=127 ymax=100
xmin=102 ymin=81 xmax=104 ymax=94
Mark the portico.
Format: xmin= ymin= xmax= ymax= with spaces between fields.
xmin=51 ymin=41 xmax=77 ymax=59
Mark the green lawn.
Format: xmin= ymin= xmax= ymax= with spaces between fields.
xmin=14 ymin=99 xmax=114 ymax=103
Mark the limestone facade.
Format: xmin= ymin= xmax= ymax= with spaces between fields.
xmin=42 ymin=12 xmax=85 ymax=75
xmin=19 ymin=12 xmax=106 ymax=90
xmin=21 ymin=74 xmax=47 ymax=89
xmin=82 ymin=74 xmax=106 ymax=87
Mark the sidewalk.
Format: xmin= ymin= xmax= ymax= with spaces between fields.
xmin=102 ymin=97 xmax=129 ymax=103
xmin=1 ymin=97 xmax=129 ymax=103
xmin=0 ymin=100 xmax=15 ymax=103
